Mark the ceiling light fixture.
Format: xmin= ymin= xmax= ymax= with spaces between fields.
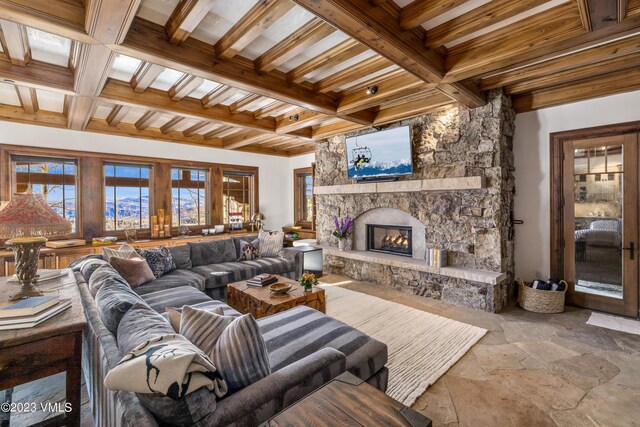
xmin=366 ymin=85 xmax=378 ymax=95
xmin=289 ymin=114 xmax=299 ymax=121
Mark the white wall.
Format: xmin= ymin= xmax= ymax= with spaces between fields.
xmin=514 ymin=90 xmax=640 ymax=280
xmin=285 ymin=152 xmax=315 ymax=226
xmin=0 ymin=121 xmax=296 ymax=229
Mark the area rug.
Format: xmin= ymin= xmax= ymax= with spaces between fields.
xmin=320 ymin=285 xmax=487 ymax=406
xmin=587 ymin=312 xmax=640 ymax=336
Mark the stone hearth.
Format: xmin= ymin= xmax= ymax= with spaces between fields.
xmin=315 ymin=90 xmax=515 ymax=312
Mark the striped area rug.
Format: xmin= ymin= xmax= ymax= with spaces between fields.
xmin=321 ymin=285 xmax=486 ymax=406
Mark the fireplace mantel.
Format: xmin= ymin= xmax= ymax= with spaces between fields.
xmin=314 ymin=176 xmax=485 ymax=196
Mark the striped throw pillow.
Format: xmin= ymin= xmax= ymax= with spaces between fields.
xmin=179 ymin=306 xmax=234 ymax=352
xmin=258 ymin=229 xmax=284 ymax=258
xmin=102 ymin=243 xmax=141 ymax=263
xmin=167 ymin=305 xmax=224 ymax=333
xmin=212 ymin=314 xmax=271 ymax=393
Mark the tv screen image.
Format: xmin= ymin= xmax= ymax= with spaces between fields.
xmin=346 ymin=126 xmax=413 ymax=180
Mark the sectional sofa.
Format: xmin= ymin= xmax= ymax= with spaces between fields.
xmin=72 ymin=235 xmax=388 ymax=427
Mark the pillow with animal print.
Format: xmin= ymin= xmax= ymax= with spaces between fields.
xmin=237 ymin=239 xmax=259 ymax=261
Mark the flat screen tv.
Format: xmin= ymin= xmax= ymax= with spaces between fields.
xmin=346 ymin=125 xmax=413 ymax=180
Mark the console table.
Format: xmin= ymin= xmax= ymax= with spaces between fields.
xmin=0 ymin=270 xmax=86 ymax=427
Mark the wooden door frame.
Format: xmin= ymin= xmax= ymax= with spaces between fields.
xmin=550 ymin=121 xmax=640 ymax=315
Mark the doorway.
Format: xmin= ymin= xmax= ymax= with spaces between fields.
xmin=551 ymin=123 xmax=640 ymax=318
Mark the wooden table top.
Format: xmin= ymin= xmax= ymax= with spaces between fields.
xmin=264 ymin=372 xmax=432 ymax=427
xmin=228 ymin=275 xmax=324 ymax=305
xmin=0 ymin=269 xmax=86 ymax=349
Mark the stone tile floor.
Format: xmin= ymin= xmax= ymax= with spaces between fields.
xmin=321 ymin=274 xmax=640 ymax=427
xmin=5 ymin=275 xmax=640 ymax=426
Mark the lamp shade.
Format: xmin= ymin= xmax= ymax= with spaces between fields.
xmin=252 ymin=212 xmax=265 ymax=221
xmin=0 ymin=192 xmax=71 ymax=239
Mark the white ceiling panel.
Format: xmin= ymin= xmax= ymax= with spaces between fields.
xmin=239 ymin=7 xmax=316 ymax=60
xmin=277 ymin=31 xmax=350 ymax=72
xmin=26 ymin=27 xmax=71 ymax=67
xmin=149 ymin=113 xmax=175 ymax=128
xmin=149 ymin=68 xmax=185 ymax=91
xmin=188 ymin=79 xmax=222 ymax=99
xmin=219 ymin=91 xmax=249 ymax=106
xmin=189 ymin=0 xmax=260 ymax=44
xmin=137 ymin=0 xmax=180 ymax=26
xmin=306 ymin=50 xmax=377 ymax=83
xmin=93 ymin=103 xmax=114 ymax=120
xmin=337 ymin=65 xmax=400 ymax=92
xmin=173 ymin=118 xmax=200 ymax=131
xmin=121 ymin=108 xmax=147 ymax=124
xmin=35 ymin=89 xmax=64 ymax=113
xmin=0 ymin=83 xmax=21 ymax=106
xmin=109 ymin=55 xmax=142 ymax=81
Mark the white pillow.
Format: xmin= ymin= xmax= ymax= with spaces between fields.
xmin=258 ymin=229 xmax=284 ymax=258
xmin=102 ymin=243 xmax=141 ymax=263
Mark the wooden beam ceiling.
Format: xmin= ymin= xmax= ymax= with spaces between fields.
xmin=165 ymin=0 xmax=216 ymax=45
xmin=130 ymin=62 xmax=164 ymax=93
xmin=400 ymin=0 xmax=470 ymax=30
xmin=0 ymin=19 xmax=29 ymax=65
xmin=15 ymin=85 xmax=37 ymax=113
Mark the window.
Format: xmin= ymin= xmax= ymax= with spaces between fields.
xmin=294 ymin=166 xmax=315 ymax=228
xmin=104 ymin=163 xmax=151 ymax=231
xmin=12 ymin=155 xmax=79 ymax=232
xmin=171 ymin=167 xmax=207 ymax=226
xmin=223 ymin=170 xmax=254 ymax=225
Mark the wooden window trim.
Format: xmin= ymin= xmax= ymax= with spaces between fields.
xmin=550 ymin=120 xmax=640 ymax=281
xmin=171 ymin=167 xmax=210 ymax=229
xmin=293 ymin=166 xmax=315 ymax=229
xmin=221 ymin=166 xmax=259 ymax=227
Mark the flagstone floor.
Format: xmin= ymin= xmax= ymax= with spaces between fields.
xmin=4 ymin=275 xmax=640 ymax=426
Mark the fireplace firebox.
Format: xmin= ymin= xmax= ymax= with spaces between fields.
xmin=366 ymin=224 xmax=412 ymax=257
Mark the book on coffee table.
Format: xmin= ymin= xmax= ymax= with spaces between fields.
xmin=0 ymin=299 xmax=71 ymax=330
xmin=0 ymin=295 xmax=59 ymax=318
xmin=247 ymin=274 xmax=278 ymax=287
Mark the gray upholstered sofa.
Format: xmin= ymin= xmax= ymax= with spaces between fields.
xmin=72 ymin=236 xmax=388 ymax=427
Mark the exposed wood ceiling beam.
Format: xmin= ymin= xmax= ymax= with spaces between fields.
xmin=504 ymin=52 xmax=640 ymax=95
xmin=619 ymin=0 xmax=629 ymax=22
xmin=425 ymin=0 xmax=548 ymax=48
xmin=0 ymin=19 xmax=30 ymax=65
xmin=0 ymin=102 xmax=66 ymax=127
xmin=86 ymin=118 xmax=223 ymax=148
xmin=134 ymin=110 xmax=158 ymax=130
xmin=314 ymin=56 xmax=392 ymax=93
xmin=583 ymin=0 xmax=620 ymax=31
xmin=201 ymin=85 xmax=243 ymax=108
xmin=374 ymin=91 xmax=454 ymax=125
xmin=276 ymin=110 xmax=327 ymax=133
xmin=105 ymin=104 xmax=129 ymax=126
xmin=481 ymin=34 xmax=640 ymax=90
xmin=400 ymin=0 xmax=471 ymax=30
xmin=160 ymin=116 xmax=185 ymax=134
xmin=165 ymin=0 xmax=216 ymax=44
xmin=130 ymin=62 xmax=164 ymax=93
xmin=512 ymin=66 xmax=640 ymax=112
xmin=577 ymin=0 xmax=592 ymax=31
xmin=253 ymin=100 xmax=294 ymax=119
xmin=228 ymin=94 xmax=264 ymax=113
xmin=311 ymin=120 xmax=364 ymax=140
xmin=168 ymin=74 xmax=203 ymax=100
xmin=204 ymin=125 xmax=238 ymax=139
xmin=254 ymin=18 xmax=336 ymax=73
xmin=85 ymin=0 xmax=141 ymax=44
xmin=214 ymin=0 xmax=294 ymax=59
xmin=182 ymin=120 xmax=212 ymax=137
xmin=290 ymin=0 xmax=485 ymax=107
xmin=15 ymin=85 xmax=37 ymax=114
xmin=222 ymin=131 xmax=275 ymax=150
xmin=0 ymin=59 xmax=74 ymax=94
xmin=287 ymin=39 xmax=367 ymax=84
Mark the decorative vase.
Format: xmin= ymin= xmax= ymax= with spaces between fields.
xmin=338 ymin=239 xmax=346 ymax=251
xmin=303 ymin=284 xmax=312 ymax=293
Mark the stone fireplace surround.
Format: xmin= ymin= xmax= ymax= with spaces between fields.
xmin=315 ymin=90 xmax=515 ymax=313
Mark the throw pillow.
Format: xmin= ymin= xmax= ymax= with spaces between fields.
xmin=258 ymin=229 xmax=284 ymax=258
xmin=168 ymin=244 xmax=192 ymax=270
xmin=188 ymin=239 xmax=237 ymax=267
xmin=94 ymin=272 xmax=148 ymax=334
xmin=139 ymin=246 xmax=175 ymax=278
xmin=109 ymin=257 xmax=156 ymax=288
xmin=237 ymin=239 xmax=259 ymax=261
xmin=213 ymin=314 xmax=271 ymax=393
xmin=104 ymin=306 xmax=227 ymax=400
xmin=102 ymin=243 xmax=141 ymax=263
xmin=179 ymin=306 xmax=235 ymax=352
xmin=166 ymin=305 xmax=224 ymax=333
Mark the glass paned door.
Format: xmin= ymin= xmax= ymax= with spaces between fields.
xmin=563 ymin=134 xmax=639 ymax=317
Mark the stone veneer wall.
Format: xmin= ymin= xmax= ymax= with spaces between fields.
xmin=317 ymin=90 xmax=516 ymax=312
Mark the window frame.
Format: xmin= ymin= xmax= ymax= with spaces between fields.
xmin=8 ymin=152 xmax=82 ymax=239
xmin=221 ymin=167 xmax=258 ymax=227
xmin=103 ymin=161 xmax=154 ymax=234
xmin=171 ymin=166 xmax=210 ymax=228
xmin=293 ymin=166 xmax=315 ymax=229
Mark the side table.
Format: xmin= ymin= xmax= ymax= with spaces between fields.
xmin=0 ymin=269 xmax=86 ymax=427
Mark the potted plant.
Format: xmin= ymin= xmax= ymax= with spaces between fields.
xmin=332 ymin=215 xmax=353 ymax=251
xmin=299 ymin=272 xmax=318 ymax=293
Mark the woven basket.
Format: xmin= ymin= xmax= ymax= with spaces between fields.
xmin=518 ymin=280 xmax=566 ymax=313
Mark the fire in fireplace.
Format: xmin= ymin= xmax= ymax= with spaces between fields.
xmin=366 ymin=224 xmax=412 ymax=257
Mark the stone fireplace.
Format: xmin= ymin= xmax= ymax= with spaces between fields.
xmin=367 ymin=224 xmax=412 ymax=257
xmin=314 ymin=90 xmax=516 ymax=313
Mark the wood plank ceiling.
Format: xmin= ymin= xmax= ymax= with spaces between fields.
xmin=0 ymin=0 xmax=638 ymax=156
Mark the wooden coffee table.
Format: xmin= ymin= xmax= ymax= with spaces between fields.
xmin=227 ymin=275 xmax=325 ymax=319
xmin=262 ymin=372 xmax=432 ymax=427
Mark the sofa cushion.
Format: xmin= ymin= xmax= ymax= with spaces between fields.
xmin=191 ymin=262 xmax=258 ymax=290
xmin=138 ymin=246 xmax=175 ymax=278
xmin=189 ymin=239 xmax=237 ymax=267
xmin=258 ymin=229 xmax=284 ymax=258
xmin=161 ymin=300 xmax=241 ymax=323
xmin=239 ymin=257 xmax=295 ymax=276
xmin=232 ymin=235 xmax=258 ymax=259
xmin=88 ymin=262 xmax=128 ymax=296
xmin=139 ymin=285 xmax=213 ymax=313
xmin=94 ymin=266 xmax=149 ymax=334
xmin=102 ymin=243 xmax=141 ymax=263
xmin=109 ymin=257 xmax=156 ymax=288
xmin=78 ymin=257 xmax=109 ymax=286
xmin=134 ymin=269 xmax=206 ymax=296
xmin=116 ymin=303 xmax=175 ymax=355
xmin=237 ymin=239 xmax=259 ymax=261
xmin=258 ymin=306 xmax=388 ymax=382
xmin=168 ymin=244 xmax=192 ymax=270
xmin=179 ymin=305 xmax=235 ymax=354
